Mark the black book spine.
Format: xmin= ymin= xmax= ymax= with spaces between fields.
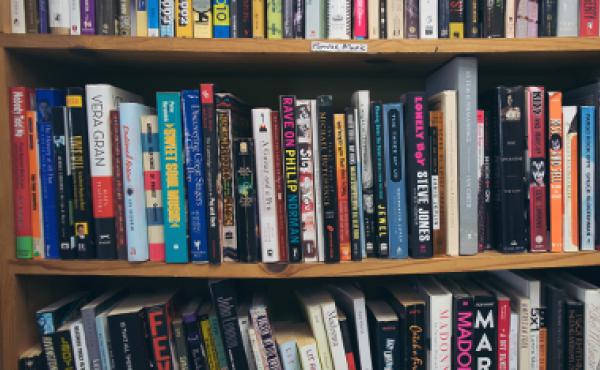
xmin=66 ymin=88 xmax=96 ymax=259
xmin=283 ymin=0 xmax=294 ymax=37
xmin=19 ymin=353 xmax=44 ymax=370
xmin=453 ymin=296 xmax=474 ymax=370
xmin=546 ymin=286 xmax=565 ymax=370
xmin=401 ymin=92 xmax=433 ymax=258
xmin=317 ymin=95 xmax=340 ymax=263
xmin=472 ymin=296 xmax=497 ymax=369
xmin=233 ymin=138 xmax=260 ymax=262
xmin=565 ymin=301 xmax=584 ymax=370
xmin=407 ymin=304 xmax=426 ymax=369
xmin=404 ymin=0 xmax=419 ymax=38
xmin=339 ymin=317 xmax=355 ymax=364
xmin=96 ymin=0 xmax=117 ymax=34
xmin=371 ymin=102 xmax=389 ymax=257
xmin=209 ymin=280 xmax=248 ymax=370
xmin=53 ymin=329 xmax=75 ymax=370
xmin=146 ymin=303 xmax=174 ymax=369
xmin=539 ymin=0 xmax=557 ymax=36
xmin=483 ymin=112 xmax=492 ymax=249
xmin=52 ymin=106 xmax=76 ymax=260
xmin=491 ymin=86 xmax=527 ymax=252
xmin=367 ymin=309 xmax=400 ymax=370
xmin=482 ymin=0 xmax=504 ymax=37
xmin=280 ymin=95 xmax=302 ymax=262
xmin=184 ymin=318 xmax=207 ymax=370
xmin=294 ymin=0 xmax=304 ymax=37
xmin=379 ymin=0 xmax=386 ymax=38
xmin=241 ymin=0 xmax=252 ymax=37
xmin=109 ymin=312 xmax=152 ymax=370
xmin=41 ymin=333 xmax=59 ymax=370
xmin=201 ymin=85 xmax=221 ymax=264
xmin=438 ymin=0 xmax=450 ymax=37
xmin=346 ymin=108 xmax=362 ymax=261
xmin=464 ymin=0 xmax=480 ymax=37
xmin=449 ymin=0 xmax=464 ymax=37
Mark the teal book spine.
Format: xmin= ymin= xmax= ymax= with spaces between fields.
xmin=157 ymin=92 xmax=189 ymax=263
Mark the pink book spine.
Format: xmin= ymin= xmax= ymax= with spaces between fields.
xmin=353 ymin=0 xmax=367 ymax=38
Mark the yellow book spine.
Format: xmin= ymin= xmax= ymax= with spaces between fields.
xmin=266 ymin=0 xmax=282 ymax=38
xmin=449 ymin=22 xmax=464 ymax=38
xmin=136 ymin=0 xmax=148 ymax=37
xmin=201 ymin=319 xmax=220 ymax=370
xmin=252 ymin=0 xmax=264 ymax=37
xmin=176 ymin=0 xmax=194 ymax=37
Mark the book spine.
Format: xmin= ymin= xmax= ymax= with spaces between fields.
xmin=563 ymin=106 xmax=579 ymax=251
xmin=557 ymin=0 xmax=577 ymax=36
xmin=321 ymin=303 xmax=347 ymax=370
xmin=280 ymin=96 xmax=302 ymax=262
xmin=69 ymin=0 xmax=81 ymax=34
xmin=230 ymin=0 xmax=238 ymax=36
xmin=483 ymin=111 xmax=492 ymax=250
xmin=10 ymin=87 xmax=34 ymax=259
xmin=118 ymin=0 xmax=131 ymax=34
xmin=267 ymin=0 xmax=283 ymax=38
xmin=453 ymin=297 xmax=474 ymax=369
xmin=95 ymin=315 xmax=112 ymax=370
xmin=192 ymin=0 xmax=212 ymax=37
xmin=404 ymin=0 xmax=418 ymax=38
xmin=66 ymin=90 xmax=95 ymax=259
xmin=209 ymin=313 xmax=229 ymax=370
xmin=146 ymin=304 xmax=176 ymax=368
xmin=55 ymin=330 xmax=76 ymax=370
xmin=432 ymin=110 xmax=446 ymax=255
xmin=96 ymin=0 xmax=117 ymax=34
xmin=317 ymin=95 xmax=340 ymax=263
xmin=278 ymin=340 xmax=299 ymax=370
xmin=39 ymin=0 xmax=49 ymax=32
xmin=449 ymin=0 xmax=464 ymax=37
xmin=464 ymin=0 xmax=479 ymax=37
xmin=579 ymin=0 xmax=598 ymax=36
xmin=298 ymin=342 xmax=320 ymax=370
xmin=296 ymin=100 xmax=318 ymax=262
xmin=282 ymin=0 xmax=293 ymax=37
xmin=354 ymin=92 xmax=374 ymax=257
xmin=384 ymin=103 xmax=408 ymax=259
xmin=419 ymin=0 xmax=437 ymax=38
xmin=70 ymin=321 xmax=90 ymax=370
xmin=110 ymin=110 xmax=127 ymax=260
xmin=200 ymin=318 xmax=219 ymax=370
xmin=159 ymin=0 xmax=175 ymax=35
xmin=548 ymin=92 xmax=563 ymax=252
xmin=49 ymin=0 xmax=70 ymax=33
xmin=473 ymin=297 xmax=497 ymax=370
xmin=174 ymin=319 xmax=191 ymax=370
xmin=27 ymin=111 xmax=44 ymax=258
xmin=334 ymin=113 xmax=351 ymax=261
xmin=25 ymin=0 xmax=39 ymax=33
xmin=311 ymin=101 xmax=326 ymax=262
xmin=386 ymin=0 xmax=403 ymax=38
xmin=476 ymin=110 xmax=485 ymax=252
xmin=406 ymin=304 xmax=426 ymax=369
xmin=339 ymin=319 xmax=356 ymax=370
xmin=346 ymin=109 xmax=362 ymax=261
xmin=212 ymin=0 xmax=230 ymax=37
xmin=41 ymin=334 xmax=59 ymax=370
xmin=304 ymin=0 xmax=323 ymax=38
xmin=353 ymin=0 xmax=366 ymax=37
xmin=327 ymin=0 xmax=351 ymax=38
xmin=252 ymin=0 xmax=264 ymax=37
xmin=580 ymin=106 xmax=596 ymax=250
xmin=539 ymin=0 xmax=557 ymax=36
xmin=249 ymin=305 xmax=282 ymax=370
xmin=11 ymin=0 xmax=26 ymax=32
xmin=370 ymin=102 xmax=389 ymax=258
xmin=379 ymin=0 xmax=386 ymax=38
xmin=141 ymin=115 xmax=165 ymax=261
xmin=496 ymin=298 xmax=510 ymax=370
xmin=429 ymin=295 xmax=451 ymax=369
xmin=136 ymin=0 xmax=148 ymax=36
xmin=157 ymin=92 xmax=189 ymax=263
xmin=271 ymin=111 xmax=288 ymax=262
xmin=233 ymin=139 xmax=260 ymax=262
xmin=182 ymin=90 xmax=209 ymax=263
xmin=438 ymin=0 xmax=449 ymax=37
xmin=565 ymin=302 xmax=584 ymax=370
xmin=183 ymin=318 xmax=206 ymax=370
xmin=148 ymin=0 xmax=159 ymax=35
xmin=241 ymin=0 xmax=251 ymax=36
xmin=176 ymin=0 xmax=193 ymax=36
xmin=367 ymin=0 xmax=379 ymax=38
xmin=526 ymin=0 xmax=538 ymax=36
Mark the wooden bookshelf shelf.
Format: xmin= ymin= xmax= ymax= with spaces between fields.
xmin=8 ymin=251 xmax=600 ymax=278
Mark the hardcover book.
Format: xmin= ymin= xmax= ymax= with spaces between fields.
xmin=482 ymin=0 xmax=504 ymax=37
xmin=175 ymin=0 xmax=193 ymax=36
xmin=579 ymin=0 xmax=598 ymax=36
xmin=311 ymin=101 xmax=325 ymax=261
xmin=267 ymin=0 xmax=283 ymax=38
xmin=386 ymin=0 xmax=403 ymax=38
xmin=539 ymin=0 xmax=557 ymax=36
xmin=192 ymin=0 xmax=212 ymax=37
xmin=464 ymin=0 xmax=479 ymax=37
xmin=353 ymin=0 xmax=367 ymax=37
xmin=404 ymin=0 xmax=418 ymax=38
xmin=327 ymin=0 xmax=351 ymax=38
xmin=26 ymin=110 xmax=43 ymax=259
xmin=557 ymin=0 xmax=577 ymax=36
xmin=212 ymin=0 xmax=230 ymax=37
xmin=449 ymin=0 xmax=464 ymax=37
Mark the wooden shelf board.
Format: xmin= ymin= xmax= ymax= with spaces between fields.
xmin=8 ymin=251 xmax=600 ymax=278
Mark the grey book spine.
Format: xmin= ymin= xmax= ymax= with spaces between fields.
xmin=81 ymin=308 xmax=102 ymax=370
xmin=557 ymin=0 xmax=578 ymax=36
xmin=283 ymin=0 xmax=294 ymax=37
xmin=425 ymin=57 xmax=478 ymax=255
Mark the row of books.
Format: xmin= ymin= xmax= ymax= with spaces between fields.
xmin=10 ymin=0 xmax=600 ymax=39
xmin=20 ymin=270 xmax=600 ymax=370
xmin=10 ymin=57 xmax=600 ymax=264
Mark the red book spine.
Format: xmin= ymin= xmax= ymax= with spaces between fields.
xmin=526 ymin=87 xmax=548 ymax=252
xmin=353 ymin=0 xmax=367 ymax=38
xmin=110 ymin=110 xmax=128 ymax=259
xmin=146 ymin=302 xmax=175 ymax=367
xmin=496 ymin=298 xmax=510 ymax=370
xmin=345 ymin=353 xmax=357 ymax=370
xmin=10 ymin=87 xmax=34 ymax=259
xmin=271 ymin=111 xmax=288 ymax=262
xmin=580 ymin=0 xmax=599 ymax=36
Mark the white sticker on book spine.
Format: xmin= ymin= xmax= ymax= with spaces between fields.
xmin=311 ymin=42 xmax=368 ymax=53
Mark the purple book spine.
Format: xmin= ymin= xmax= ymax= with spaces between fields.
xmin=38 ymin=0 xmax=49 ymax=33
xmin=81 ymin=0 xmax=96 ymax=34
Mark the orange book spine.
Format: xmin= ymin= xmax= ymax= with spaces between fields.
xmin=334 ymin=113 xmax=351 ymax=261
xmin=548 ymin=92 xmax=563 ymax=252
xmin=27 ymin=110 xmax=43 ymax=258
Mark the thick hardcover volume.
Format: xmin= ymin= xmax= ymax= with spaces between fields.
xmin=438 ymin=0 xmax=449 ymax=37
xmin=467 ymin=286 xmax=497 ymax=370
xmin=271 ymin=111 xmax=288 ymax=261
xmin=96 ymin=0 xmax=117 ymax=34
xmin=557 ymin=0 xmax=577 ymax=36
xmin=565 ymin=300 xmax=584 ymax=369
xmin=296 ymin=100 xmax=318 ymax=262
xmin=141 ymin=115 xmax=166 ymax=261
xmin=192 ymin=0 xmax=212 ymax=37
xmin=280 ymin=96 xmax=302 ymax=262
xmin=525 ymin=86 xmax=548 ymax=252
xmin=209 ymin=280 xmax=249 ymax=370
xmin=327 ymin=0 xmax=351 ymax=38
xmin=36 ymin=88 xmax=66 ymax=259
xmin=334 ymin=113 xmax=351 ymax=261
xmin=252 ymin=109 xmax=280 ymax=263
xmin=157 ymin=92 xmax=189 ymax=263
xmin=317 ymin=95 xmax=340 ymax=263
xmin=182 ymin=90 xmax=209 ymax=263
xmin=110 ymin=110 xmax=128 ymax=260
xmin=370 ymin=102 xmax=389 ymax=258
xmin=353 ymin=0 xmax=366 ymax=37
xmin=539 ymin=0 xmax=557 ymax=35
xmin=85 ymin=85 xmax=141 ymax=259
xmin=419 ymin=0 xmax=437 ymax=38
xmin=383 ymin=103 xmax=408 ymax=259
xmin=548 ymin=92 xmax=563 ymax=252
xmin=267 ymin=0 xmax=283 ymax=38
xmin=390 ymin=297 xmax=426 ymax=369
xmin=26 ymin=111 xmax=44 ymax=259
xmin=49 ymin=0 xmax=70 ymax=33
xmin=449 ymin=0 xmax=464 ymax=37
xmin=562 ymin=106 xmax=579 ymax=252
xmin=53 ymin=107 xmax=76 ymax=259
xmin=464 ymin=0 xmax=479 ymax=37
xmin=366 ymin=301 xmax=400 ymax=370
xmin=482 ymin=0 xmax=504 ymax=37
xmin=39 ymin=0 xmax=49 ymax=33
xmin=401 ymin=92 xmax=433 ymax=258
xmin=10 ymin=88 xmax=34 ymax=259
xmin=579 ymin=106 xmax=596 ymax=250
xmin=387 ymin=0 xmax=404 ymax=38
xmin=66 ymin=88 xmax=95 ymax=259
xmin=580 ymin=0 xmax=599 ymax=36
xmin=346 ymin=109 xmax=362 ymax=261
xmin=404 ymin=0 xmax=418 ymax=38
xmin=212 ymin=0 xmax=230 ymax=37
xmin=431 ymin=110 xmax=445 ymax=254
xmin=200 ymin=84 xmax=221 ymax=264
xmin=489 ymin=86 xmax=527 ymax=252
xmin=176 ymin=0 xmax=193 ymax=36
xmin=233 ymin=139 xmax=260 ymax=262
xmin=120 ymin=103 xmax=154 ymax=261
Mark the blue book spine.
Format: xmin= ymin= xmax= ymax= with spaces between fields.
xmin=159 ymin=0 xmax=175 ymax=36
xmin=182 ymin=90 xmax=209 ymax=263
xmin=580 ymin=106 xmax=595 ymax=250
xmin=157 ymin=92 xmax=189 ymax=263
xmin=147 ymin=0 xmax=160 ymax=35
xmin=36 ymin=312 xmax=55 ymax=335
xmin=35 ymin=88 xmax=66 ymax=259
xmin=278 ymin=340 xmax=300 ymax=370
xmin=38 ymin=0 xmax=49 ymax=33
xmin=383 ymin=103 xmax=408 ymax=258
xmin=438 ymin=0 xmax=449 ymax=38
xmin=95 ymin=315 xmax=113 ymax=370
xmin=212 ymin=0 xmax=231 ymax=38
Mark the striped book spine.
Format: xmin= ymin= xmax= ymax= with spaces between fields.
xmin=141 ymin=114 xmax=165 ymax=262
xmin=157 ymin=92 xmax=189 ymax=263
xmin=580 ymin=106 xmax=595 ymax=250
xmin=27 ymin=110 xmax=44 ymax=259
xmin=213 ymin=0 xmax=230 ymax=37
xmin=160 ymin=0 xmax=175 ymax=36
xmin=548 ymin=92 xmax=563 ymax=252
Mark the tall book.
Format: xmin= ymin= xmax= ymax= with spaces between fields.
xmin=296 ymin=290 xmax=333 ymax=370
xmin=148 ymin=0 xmax=160 ymax=35
xmin=565 ymin=299 xmax=584 ymax=370
xmin=461 ymin=279 xmax=497 ymax=370
xmin=563 ymin=106 xmax=579 ymax=252
xmin=479 ymin=278 xmax=512 ymax=370
xmin=579 ymin=0 xmax=599 ymax=36
xmin=159 ymin=0 xmax=175 ymax=36
xmin=192 ymin=0 xmax=212 ymax=37
xmin=346 ymin=108 xmax=363 ymax=261
xmin=387 ymin=0 xmax=403 ymax=38
xmin=464 ymin=0 xmax=480 ymax=37
xmin=539 ymin=280 xmax=567 ymax=370
xmin=182 ymin=299 xmax=207 ymax=370
xmin=10 ymin=87 xmax=35 ymax=259
xmin=311 ymin=101 xmax=325 ymax=261
xmin=157 ymin=92 xmax=189 ymax=263
xmin=252 ymin=0 xmax=264 ymax=37
xmin=557 ymin=0 xmax=578 ymax=36
xmin=505 ymin=0 xmax=515 ymax=37
xmin=249 ymin=293 xmax=283 ymax=370
xmin=383 ymin=103 xmax=408 ymax=259
xmin=579 ymin=106 xmax=596 ymax=250
xmin=365 ymin=300 xmax=400 ymax=370
xmin=212 ymin=0 xmax=230 ymax=37
xmin=144 ymin=292 xmax=179 ymax=370
xmin=85 ymin=84 xmax=141 ymax=259
xmin=353 ymin=0 xmax=366 ymax=38
xmin=182 ymin=90 xmax=209 ymax=263
xmin=273 ymin=322 xmax=301 ymax=370
xmin=419 ymin=0 xmax=437 ymax=38
xmin=267 ymin=0 xmax=283 ymax=38
xmin=548 ymin=92 xmax=563 ymax=252
xmin=334 ymin=113 xmax=351 ymax=261
xmin=449 ymin=0 xmax=464 ymax=37
xmin=482 ymin=0 xmax=504 ymax=37
xmin=271 ymin=110 xmax=288 ymax=262
xmin=136 ymin=0 xmax=148 ymax=36
xmin=426 ymin=57 xmax=478 ymax=255
xmin=401 ymin=92 xmax=432 ymax=258
xmin=539 ymin=0 xmax=558 ymax=36
xmin=26 ymin=110 xmax=44 ymax=259
xmin=176 ymin=0 xmax=193 ymax=36
xmin=317 ymin=95 xmax=339 ymax=263
xmin=110 ymin=110 xmax=128 ymax=260
xmin=476 ymin=110 xmax=485 ymax=252
xmin=370 ymin=102 xmax=388 ymax=258
xmin=367 ymin=0 xmax=379 ymax=38
xmin=49 ymin=0 xmax=70 ymax=33
xmin=404 ymin=0 xmax=418 ymax=38
xmin=327 ymin=0 xmax=350 ymax=38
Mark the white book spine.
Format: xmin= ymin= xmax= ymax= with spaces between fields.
xmin=518 ymin=299 xmax=531 ymax=370
xmin=430 ymin=294 xmax=452 ymax=368
xmin=69 ymin=0 xmax=81 ymax=34
xmin=238 ymin=315 xmax=257 ymax=370
xmin=321 ymin=302 xmax=348 ymax=370
xmin=386 ymin=0 xmax=403 ymax=39
xmin=443 ymin=92 xmax=460 ymax=256
xmin=353 ymin=299 xmax=372 ymax=370
xmin=583 ymin=290 xmax=600 ymax=369
xmin=504 ymin=0 xmax=515 ymax=38
xmin=305 ymin=0 xmax=325 ymax=38
xmin=310 ymin=100 xmax=325 ymax=262
xmin=563 ymin=106 xmax=578 ymax=252
xmin=509 ymin=311 xmax=518 ymax=370
xmin=249 ymin=327 xmax=267 ymax=370
xmin=70 ymin=321 xmax=90 ymax=370
xmin=10 ymin=0 xmax=26 ymax=33
xmin=327 ymin=0 xmax=351 ymax=39
xmin=252 ymin=109 xmax=280 ymax=263
xmin=419 ymin=0 xmax=437 ymax=38
xmin=367 ymin=0 xmax=379 ymax=38
xmin=306 ymin=303 xmax=333 ymax=370
xmin=557 ymin=0 xmax=578 ymax=36
xmin=299 ymin=342 xmax=322 ymax=370
xmin=529 ymin=325 xmax=539 ymax=370
xmin=49 ymin=0 xmax=70 ymax=32
xmin=514 ymin=0 xmax=528 ymax=37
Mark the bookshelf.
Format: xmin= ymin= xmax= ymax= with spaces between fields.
xmin=2 ymin=33 xmax=600 ymax=369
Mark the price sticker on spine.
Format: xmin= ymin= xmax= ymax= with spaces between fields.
xmin=311 ymin=42 xmax=368 ymax=53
